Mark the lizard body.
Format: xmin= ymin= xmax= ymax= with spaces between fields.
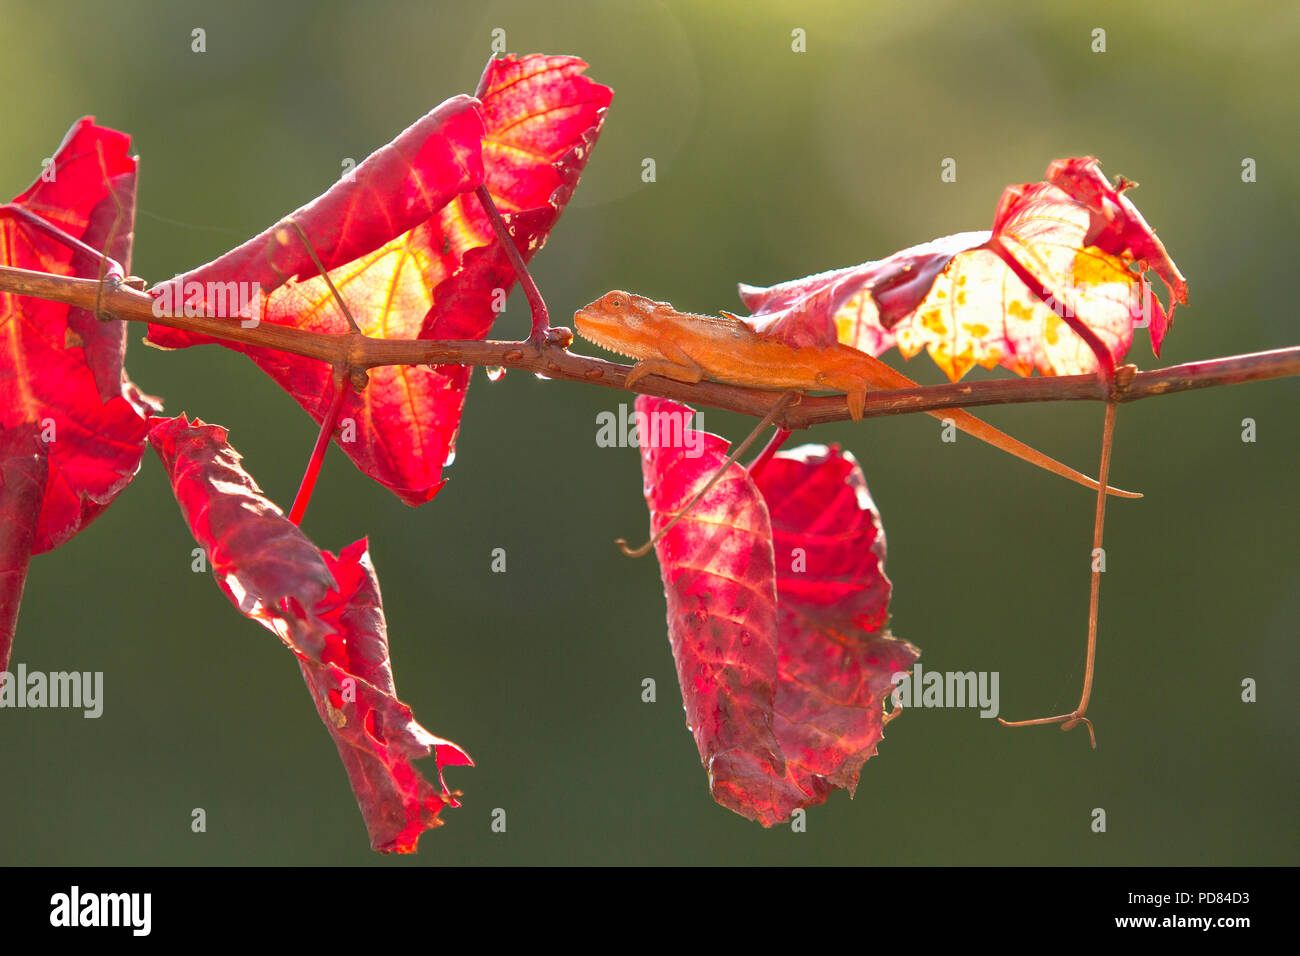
xmin=574 ymin=290 xmax=1138 ymax=498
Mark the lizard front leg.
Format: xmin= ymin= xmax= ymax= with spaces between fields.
xmin=624 ymin=339 xmax=705 ymax=388
xmin=814 ymin=369 xmax=868 ymax=421
xmin=845 ymin=381 xmax=867 ymax=421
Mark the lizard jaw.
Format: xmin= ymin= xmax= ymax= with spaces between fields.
xmin=572 ymin=309 xmax=653 ymax=361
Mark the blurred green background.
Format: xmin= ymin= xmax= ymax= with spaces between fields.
xmin=1 ymin=0 xmax=1296 ymax=865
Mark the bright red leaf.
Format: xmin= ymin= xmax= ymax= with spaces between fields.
xmin=146 ymin=54 xmax=611 ymax=505
xmin=147 ymin=413 xmax=470 ymax=853
xmin=1 ymin=116 xmax=157 ymax=554
xmin=0 ymin=424 xmax=48 ymax=676
xmin=758 ymin=445 xmax=919 ymax=815
xmin=740 ymin=157 xmax=1186 ymax=381
xmin=635 ymin=395 xmax=918 ymax=824
xmin=301 ymin=542 xmax=473 ymax=854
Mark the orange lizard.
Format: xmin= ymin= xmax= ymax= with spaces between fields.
xmin=574 ymin=290 xmax=1138 ymax=498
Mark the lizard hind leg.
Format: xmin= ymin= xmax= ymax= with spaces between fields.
xmin=623 ymin=355 xmax=705 ymax=389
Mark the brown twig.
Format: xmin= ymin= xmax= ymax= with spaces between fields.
xmin=1 ymin=264 xmax=1296 ymax=429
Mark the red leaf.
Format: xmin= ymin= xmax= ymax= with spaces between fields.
xmin=1 ymin=117 xmax=156 ymax=553
xmin=300 ymin=543 xmax=472 ymax=854
xmin=1041 ymin=157 xmax=1188 ymax=355
xmin=740 ymin=157 xmax=1185 ymax=380
xmin=146 ymin=55 xmax=611 ymax=506
xmin=635 ymin=396 xmax=917 ymax=824
xmin=739 ymin=232 xmax=988 ymax=351
xmin=147 ymin=414 xmax=469 ymax=853
xmin=757 ymin=445 xmax=918 ymax=816
xmin=0 ymin=424 xmax=48 ymax=677
xmin=637 ymin=397 xmax=786 ymax=796
xmin=417 ymin=53 xmax=612 ymax=438
xmin=146 ymin=414 xmax=335 ymax=645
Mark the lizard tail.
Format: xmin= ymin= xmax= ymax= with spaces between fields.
xmin=930 ymin=406 xmax=1141 ymax=499
xmin=852 ymin=352 xmax=1141 ymax=499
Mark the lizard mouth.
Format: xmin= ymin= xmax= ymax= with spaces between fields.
xmin=572 ymin=308 xmax=641 ymax=360
xmin=571 ymin=307 xmax=601 ymax=342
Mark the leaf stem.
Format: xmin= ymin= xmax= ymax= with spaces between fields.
xmin=288 ymin=365 xmax=349 ymax=526
xmin=285 ymin=219 xmax=362 ymax=334
xmin=616 ymin=392 xmax=797 ymax=557
xmin=747 ymin=427 xmax=792 ymax=478
xmin=0 ymin=204 xmax=126 ymax=282
xmin=473 ymin=185 xmax=553 ymax=345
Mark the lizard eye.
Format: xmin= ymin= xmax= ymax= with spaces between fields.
xmin=607 ymin=295 xmax=624 ymax=309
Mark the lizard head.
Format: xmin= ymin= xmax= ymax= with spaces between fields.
xmin=572 ymin=290 xmax=664 ymax=357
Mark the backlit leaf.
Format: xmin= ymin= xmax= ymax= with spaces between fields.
xmin=636 ymin=395 xmax=917 ymax=824
xmin=148 ymin=414 xmax=469 ymax=853
xmin=740 ymin=157 xmax=1186 ymax=380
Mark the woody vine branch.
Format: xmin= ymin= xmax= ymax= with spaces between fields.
xmin=0 ymin=263 xmax=1296 ymax=431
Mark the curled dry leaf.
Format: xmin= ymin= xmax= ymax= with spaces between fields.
xmin=148 ymin=414 xmax=469 ymax=853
